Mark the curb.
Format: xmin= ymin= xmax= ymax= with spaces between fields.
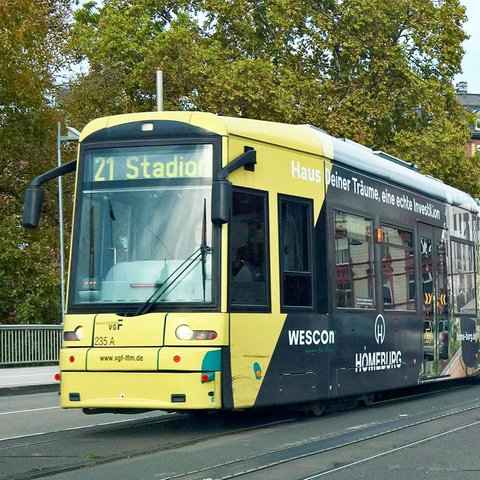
xmin=0 ymin=383 xmax=59 ymax=397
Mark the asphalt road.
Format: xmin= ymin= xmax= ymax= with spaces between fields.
xmin=0 ymin=390 xmax=164 ymax=440
xmin=2 ymin=381 xmax=480 ymax=479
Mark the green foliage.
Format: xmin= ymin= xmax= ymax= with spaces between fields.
xmin=0 ymin=0 xmax=71 ymax=324
xmin=62 ymin=0 xmax=478 ymax=196
xmin=0 ymin=198 xmax=62 ymax=323
xmin=1 ymin=0 xmax=480 ymax=324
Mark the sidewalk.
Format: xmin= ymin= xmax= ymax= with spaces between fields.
xmin=0 ymin=365 xmax=59 ymax=396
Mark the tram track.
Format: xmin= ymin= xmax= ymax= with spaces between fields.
xmin=0 ymin=408 xmax=299 ymax=480
xmin=159 ymin=386 xmax=480 ymax=480
xmin=2 ymin=381 xmax=480 ymax=480
xmin=298 ymin=417 xmax=480 ymax=480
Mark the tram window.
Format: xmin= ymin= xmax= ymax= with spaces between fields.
xmin=451 ymin=241 xmax=476 ymax=314
xmin=334 ymin=211 xmax=374 ymax=308
xmin=381 ymin=226 xmax=415 ymax=310
xmin=279 ymin=197 xmax=313 ymax=309
xmin=452 ymin=208 xmax=474 ymax=241
xmin=229 ymin=189 xmax=269 ymax=309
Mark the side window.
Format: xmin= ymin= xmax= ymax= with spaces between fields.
xmin=381 ymin=225 xmax=415 ymax=310
xmin=229 ymin=189 xmax=269 ymax=309
xmin=334 ymin=210 xmax=374 ymax=308
xmin=279 ymin=197 xmax=313 ymax=310
xmin=451 ymin=240 xmax=476 ymax=314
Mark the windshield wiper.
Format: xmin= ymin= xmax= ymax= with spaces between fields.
xmin=134 ymin=199 xmax=212 ymax=316
xmin=133 ymin=247 xmax=209 ymax=316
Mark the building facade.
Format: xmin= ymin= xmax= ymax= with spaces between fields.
xmin=456 ymin=83 xmax=480 ymax=157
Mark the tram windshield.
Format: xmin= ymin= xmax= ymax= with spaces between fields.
xmin=71 ymin=144 xmax=213 ymax=308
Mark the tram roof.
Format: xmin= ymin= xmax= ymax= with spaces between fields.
xmin=220 ymin=115 xmax=478 ymax=211
xmin=328 ymin=134 xmax=478 ymax=211
xmin=81 ymin=112 xmax=478 ymax=211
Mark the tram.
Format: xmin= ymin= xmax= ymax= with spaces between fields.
xmin=23 ymin=112 xmax=480 ymax=414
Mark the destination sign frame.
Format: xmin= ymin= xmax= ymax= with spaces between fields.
xmin=83 ymin=144 xmax=213 ymax=183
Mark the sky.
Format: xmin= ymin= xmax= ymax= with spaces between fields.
xmin=455 ymin=0 xmax=480 ymax=94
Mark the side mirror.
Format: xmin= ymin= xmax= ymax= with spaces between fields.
xmin=22 ymin=159 xmax=77 ymax=230
xmin=211 ymin=147 xmax=256 ymax=225
xmin=211 ymin=179 xmax=232 ymax=224
xmin=23 ymin=186 xmax=45 ymax=229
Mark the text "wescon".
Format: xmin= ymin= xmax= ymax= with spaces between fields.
xmin=288 ymin=329 xmax=335 ymax=346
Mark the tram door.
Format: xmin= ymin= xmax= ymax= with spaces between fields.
xmin=419 ymin=223 xmax=449 ymax=378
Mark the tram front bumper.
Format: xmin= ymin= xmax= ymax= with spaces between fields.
xmin=60 ymin=371 xmax=222 ymax=410
xmin=59 ymin=346 xmax=223 ymax=411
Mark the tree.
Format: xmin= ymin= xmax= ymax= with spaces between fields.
xmin=64 ymin=0 xmax=478 ymax=195
xmin=0 ymin=0 xmax=72 ymax=323
xmin=62 ymin=0 xmax=179 ymax=124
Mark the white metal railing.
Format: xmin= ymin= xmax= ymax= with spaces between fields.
xmin=0 ymin=325 xmax=62 ymax=366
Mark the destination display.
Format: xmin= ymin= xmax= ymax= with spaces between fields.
xmin=84 ymin=144 xmax=213 ymax=182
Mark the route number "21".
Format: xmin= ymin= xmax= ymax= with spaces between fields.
xmin=94 ymin=157 xmax=114 ymax=182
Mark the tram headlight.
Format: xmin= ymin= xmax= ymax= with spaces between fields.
xmin=64 ymin=326 xmax=85 ymax=341
xmin=176 ymin=325 xmax=194 ymax=340
xmin=175 ymin=325 xmax=218 ymax=341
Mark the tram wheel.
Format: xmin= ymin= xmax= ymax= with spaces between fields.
xmin=359 ymin=394 xmax=374 ymax=407
xmin=310 ymin=402 xmax=326 ymax=417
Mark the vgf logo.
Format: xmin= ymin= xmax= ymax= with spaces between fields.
xmin=374 ymin=314 xmax=386 ymax=345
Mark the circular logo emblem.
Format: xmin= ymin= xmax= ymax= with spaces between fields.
xmin=374 ymin=314 xmax=386 ymax=345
